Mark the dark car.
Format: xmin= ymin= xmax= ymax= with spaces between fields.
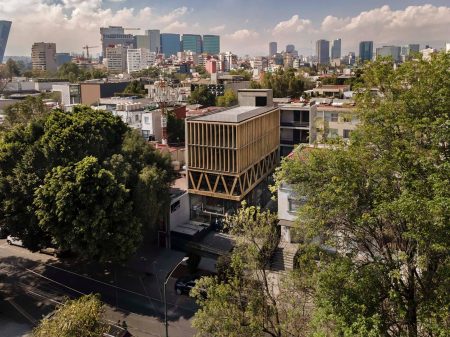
xmin=175 ymin=276 xmax=200 ymax=295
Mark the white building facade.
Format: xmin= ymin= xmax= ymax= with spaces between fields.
xmin=127 ymin=48 xmax=156 ymax=73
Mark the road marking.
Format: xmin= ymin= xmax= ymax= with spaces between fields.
xmin=6 ymin=298 xmax=37 ymax=325
xmin=47 ymin=264 xmax=159 ymax=300
xmin=24 ymin=267 xmax=86 ymax=296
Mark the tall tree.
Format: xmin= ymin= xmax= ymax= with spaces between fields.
xmin=34 ymin=156 xmax=142 ymax=262
xmin=0 ymin=106 xmax=174 ymax=261
xmin=216 ymin=89 xmax=237 ymax=107
xmin=192 ymin=204 xmax=312 ymax=337
xmin=277 ymin=52 xmax=450 ymax=337
xmin=33 ymin=295 xmax=106 ymax=337
xmin=188 ymin=85 xmax=216 ymax=107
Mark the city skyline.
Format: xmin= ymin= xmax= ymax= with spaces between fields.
xmin=1 ymin=1 xmax=450 ymax=57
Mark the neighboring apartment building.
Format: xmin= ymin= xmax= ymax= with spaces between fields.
xmin=279 ymin=103 xmax=317 ymax=157
xmin=186 ymin=95 xmax=279 ymax=223
xmin=315 ymin=105 xmax=358 ymax=141
xmin=105 ymin=45 xmax=127 ymax=73
xmin=31 ymin=42 xmax=57 ymax=72
xmin=127 ymin=48 xmax=156 ymax=73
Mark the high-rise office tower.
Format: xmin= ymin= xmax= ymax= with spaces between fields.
xmin=146 ymin=29 xmax=160 ymax=54
xmin=31 ymin=42 xmax=57 ymax=72
xmin=359 ymin=41 xmax=373 ymax=63
xmin=182 ymin=34 xmax=202 ymax=54
xmin=100 ymin=26 xmax=135 ymax=57
xmin=203 ymin=35 xmax=220 ymax=55
xmin=160 ymin=33 xmax=181 ymax=57
xmin=316 ymin=39 xmax=330 ymax=65
xmin=331 ymin=38 xmax=341 ymax=59
xmin=0 ymin=20 xmax=12 ymax=63
xmin=286 ymin=44 xmax=295 ymax=54
xmin=376 ymin=45 xmax=401 ymax=63
xmin=269 ymin=42 xmax=277 ymax=57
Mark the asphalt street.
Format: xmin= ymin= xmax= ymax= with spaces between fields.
xmin=0 ymin=239 xmax=197 ymax=337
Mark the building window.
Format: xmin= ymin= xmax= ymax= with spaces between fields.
xmin=331 ymin=113 xmax=339 ymax=122
xmin=255 ymin=96 xmax=267 ymax=106
xmin=328 ymin=128 xmax=338 ymax=138
xmin=144 ymin=116 xmax=150 ymax=124
xmin=288 ymin=198 xmax=301 ymax=212
xmin=135 ymin=115 xmax=139 ymax=122
xmin=343 ymin=129 xmax=352 ymax=138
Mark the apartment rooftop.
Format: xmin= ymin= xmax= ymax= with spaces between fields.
xmin=191 ymin=105 xmax=276 ymax=123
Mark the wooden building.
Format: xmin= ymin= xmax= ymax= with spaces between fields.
xmin=186 ymin=105 xmax=280 ymax=221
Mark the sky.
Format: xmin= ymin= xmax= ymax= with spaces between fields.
xmin=1 ymin=0 xmax=450 ymax=57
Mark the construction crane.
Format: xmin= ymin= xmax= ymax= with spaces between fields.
xmin=82 ymin=45 xmax=99 ymax=59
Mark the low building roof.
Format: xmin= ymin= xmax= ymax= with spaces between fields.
xmin=191 ymin=105 xmax=276 ymax=123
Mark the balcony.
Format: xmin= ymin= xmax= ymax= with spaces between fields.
xmin=280 ymin=121 xmax=310 ymax=128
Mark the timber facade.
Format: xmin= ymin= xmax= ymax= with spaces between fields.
xmin=186 ymin=106 xmax=280 ymax=202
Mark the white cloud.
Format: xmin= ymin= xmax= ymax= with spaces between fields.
xmin=210 ymin=25 xmax=225 ymax=33
xmin=1 ymin=1 xmax=193 ymax=55
xmin=318 ymin=5 xmax=450 ymax=50
xmin=273 ymin=15 xmax=314 ymax=34
xmin=226 ymin=29 xmax=259 ymax=40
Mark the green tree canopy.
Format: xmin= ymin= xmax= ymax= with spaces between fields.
xmin=123 ymin=80 xmax=146 ymax=96
xmin=251 ymin=68 xmax=312 ymax=98
xmin=0 ymin=104 xmax=174 ymax=260
xmin=188 ymin=85 xmax=216 ymax=107
xmin=276 ymin=52 xmax=450 ymax=337
xmin=192 ymin=204 xmax=311 ymax=337
xmin=33 ymin=295 xmax=106 ymax=337
xmin=34 ymin=156 xmax=142 ymax=262
xmin=216 ymin=89 xmax=237 ymax=107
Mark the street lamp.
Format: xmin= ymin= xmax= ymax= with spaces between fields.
xmin=163 ymin=256 xmax=189 ymax=337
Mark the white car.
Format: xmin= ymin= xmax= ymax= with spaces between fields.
xmin=6 ymin=235 xmax=23 ymax=247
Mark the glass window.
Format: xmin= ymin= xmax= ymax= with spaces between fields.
xmin=144 ymin=116 xmax=150 ymax=124
xmin=135 ymin=114 xmax=139 ymax=122
xmin=343 ymin=129 xmax=352 ymax=138
xmin=331 ymin=113 xmax=339 ymax=122
xmin=288 ymin=198 xmax=301 ymax=212
xmin=328 ymin=128 xmax=338 ymax=138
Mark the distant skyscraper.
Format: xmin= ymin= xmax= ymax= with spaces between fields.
xmin=31 ymin=42 xmax=57 ymax=72
xmin=203 ymin=35 xmax=220 ymax=54
xmin=55 ymin=53 xmax=72 ymax=67
xmin=182 ymin=34 xmax=202 ymax=54
xmin=100 ymin=26 xmax=135 ymax=57
xmin=359 ymin=41 xmax=373 ymax=63
xmin=316 ymin=39 xmax=330 ymax=65
xmin=286 ymin=44 xmax=295 ymax=54
xmin=0 ymin=20 xmax=12 ymax=63
xmin=127 ymin=48 xmax=156 ymax=73
xmin=331 ymin=38 xmax=341 ymax=59
xmin=146 ymin=29 xmax=161 ymax=54
xmin=160 ymin=33 xmax=181 ymax=57
xmin=376 ymin=45 xmax=401 ymax=62
xmin=269 ymin=42 xmax=277 ymax=57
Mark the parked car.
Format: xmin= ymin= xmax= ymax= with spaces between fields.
xmin=175 ymin=276 xmax=200 ymax=295
xmin=6 ymin=235 xmax=23 ymax=247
